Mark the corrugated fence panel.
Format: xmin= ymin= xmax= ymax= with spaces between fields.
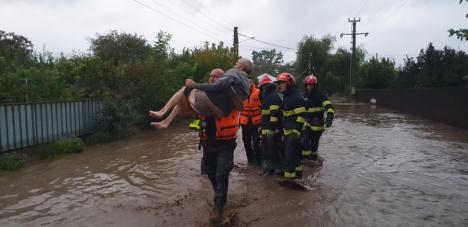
xmin=0 ymin=100 xmax=104 ymax=152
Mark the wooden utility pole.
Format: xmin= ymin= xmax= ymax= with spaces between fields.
xmin=233 ymin=27 xmax=239 ymax=58
xmin=340 ymin=17 xmax=368 ymax=94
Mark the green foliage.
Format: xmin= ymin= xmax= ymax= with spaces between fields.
xmin=39 ymin=137 xmax=83 ymax=159
xmin=448 ymin=0 xmax=468 ymax=41
xmin=251 ymin=49 xmax=284 ymax=77
xmin=276 ymin=63 xmax=296 ymax=76
xmin=358 ymin=57 xmax=396 ymax=89
xmin=399 ymin=43 xmax=468 ymax=88
xmin=90 ymin=30 xmax=152 ymax=66
xmin=321 ymin=72 xmax=343 ymax=95
xmin=0 ymin=30 xmax=34 ymax=73
xmin=0 ymin=152 xmax=27 ymax=171
xmin=97 ymin=101 xmax=135 ymax=139
xmin=295 ymin=35 xmax=336 ymax=80
xmin=190 ymin=42 xmax=237 ymax=82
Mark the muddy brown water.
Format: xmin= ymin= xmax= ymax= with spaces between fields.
xmin=1 ymin=102 xmax=468 ymax=227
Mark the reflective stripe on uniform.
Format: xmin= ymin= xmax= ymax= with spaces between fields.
xmin=296 ymin=116 xmax=306 ymax=123
xmin=302 ymin=150 xmax=312 ymax=156
xmin=322 ymin=100 xmax=331 ymax=107
xmin=283 ymin=110 xmax=294 ymax=116
xmin=307 ymin=107 xmax=323 ymax=112
xmin=295 ymin=165 xmax=303 ymax=172
xmin=270 ymin=105 xmax=280 ymax=110
xmin=262 ymin=105 xmax=281 ymax=115
xmin=284 ymin=171 xmax=296 ymax=179
xmin=188 ymin=119 xmax=201 ymax=130
xmin=294 ymin=107 xmax=306 ymax=114
xmin=284 ymin=129 xmax=301 ymax=135
xmin=261 ymin=129 xmax=280 ymax=135
xmin=327 ymin=108 xmax=334 ymax=113
xmin=283 ymin=107 xmax=306 ymax=116
xmin=270 ymin=116 xmax=279 ymax=122
xmin=310 ymin=125 xmax=324 ymax=131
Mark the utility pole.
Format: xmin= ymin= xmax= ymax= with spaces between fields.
xmin=233 ymin=27 xmax=239 ymax=58
xmin=308 ymin=52 xmax=313 ymax=75
xmin=340 ymin=17 xmax=368 ymax=95
xmin=24 ymin=78 xmax=29 ymax=103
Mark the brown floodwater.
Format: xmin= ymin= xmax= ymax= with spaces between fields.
xmin=1 ymin=102 xmax=468 ymax=227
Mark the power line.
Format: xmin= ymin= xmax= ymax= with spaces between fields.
xmin=241 ymin=44 xmax=296 ymax=53
xmin=366 ymin=0 xmax=391 ymax=24
xmin=176 ymin=0 xmax=233 ymax=33
xmin=355 ymin=0 xmax=370 ymax=16
xmin=179 ymin=0 xmax=237 ymax=32
xmin=147 ymin=0 xmax=228 ymax=41
xmin=385 ymin=0 xmax=408 ymax=19
xmin=130 ymin=0 xmax=224 ymax=43
xmin=239 ymin=33 xmax=297 ymax=50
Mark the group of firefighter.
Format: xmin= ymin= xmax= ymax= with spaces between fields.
xmin=239 ymin=72 xmax=334 ymax=179
xmin=187 ymin=69 xmax=334 ymax=218
xmin=190 ymin=71 xmax=334 ymax=180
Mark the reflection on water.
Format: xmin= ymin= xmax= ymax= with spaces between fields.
xmin=1 ymin=103 xmax=467 ymax=226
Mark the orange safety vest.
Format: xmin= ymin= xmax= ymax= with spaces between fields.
xmin=240 ymin=86 xmax=262 ymax=125
xmin=200 ymin=111 xmax=240 ymax=141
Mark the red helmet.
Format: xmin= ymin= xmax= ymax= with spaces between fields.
xmin=303 ymin=74 xmax=318 ymax=85
xmin=276 ymin=72 xmax=296 ymax=85
xmin=257 ymin=73 xmax=276 ymax=87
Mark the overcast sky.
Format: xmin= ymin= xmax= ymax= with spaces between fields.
xmin=1 ymin=0 xmax=467 ymax=66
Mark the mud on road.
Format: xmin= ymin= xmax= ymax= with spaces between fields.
xmin=1 ymin=102 xmax=468 ymax=226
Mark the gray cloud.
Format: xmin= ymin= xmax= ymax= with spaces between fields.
xmin=1 ymin=0 xmax=467 ymax=66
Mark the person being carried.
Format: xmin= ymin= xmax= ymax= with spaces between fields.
xmin=149 ymin=58 xmax=252 ymax=128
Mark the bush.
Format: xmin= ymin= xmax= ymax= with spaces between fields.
xmin=98 ymin=101 xmax=135 ymax=138
xmin=39 ymin=137 xmax=84 ymax=159
xmin=0 ymin=152 xmax=27 ymax=171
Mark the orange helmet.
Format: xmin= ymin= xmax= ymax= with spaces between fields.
xmin=303 ymin=74 xmax=318 ymax=85
xmin=276 ymin=72 xmax=295 ymax=85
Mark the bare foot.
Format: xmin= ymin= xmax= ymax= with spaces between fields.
xmin=149 ymin=110 xmax=165 ymax=119
xmin=150 ymin=122 xmax=169 ymax=129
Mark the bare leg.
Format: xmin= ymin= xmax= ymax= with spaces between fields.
xmin=151 ymin=104 xmax=182 ymax=129
xmin=149 ymin=87 xmax=186 ymax=119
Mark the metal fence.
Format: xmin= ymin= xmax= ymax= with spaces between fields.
xmin=0 ymin=100 xmax=104 ymax=152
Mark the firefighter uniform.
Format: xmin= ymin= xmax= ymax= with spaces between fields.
xmin=240 ymin=84 xmax=262 ymax=166
xmin=191 ymin=110 xmax=240 ymax=213
xmin=259 ymin=83 xmax=283 ymax=175
xmin=281 ymin=87 xmax=308 ymax=179
xmin=303 ymin=90 xmax=334 ymax=160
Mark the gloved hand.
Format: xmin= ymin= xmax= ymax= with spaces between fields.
xmin=325 ymin=113 xmax=334 ymax=128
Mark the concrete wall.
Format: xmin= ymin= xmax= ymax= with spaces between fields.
xmin=355 ymin=88 xmax=468 ymax=129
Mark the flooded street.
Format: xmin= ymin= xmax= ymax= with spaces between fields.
xmin=1 ymin=102 xmax=468 ymax=227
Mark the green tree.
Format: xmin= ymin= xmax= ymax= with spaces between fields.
xmin=448 ymin=0 xmax=468 ymax=41
xmin=0 ymin=30 xmax=34 ymax=73
xmin=190 ymin=42 xmax=237 ymax=82
xmin=251 ymin=49 xmax=284 ymax=76
xmin=90 ymin=30 xmax=152 ymax=66
xmin=358 ymin=57 xmax=396 ymax=89
xmin=295 ymin=35 xmax=336 ymax=80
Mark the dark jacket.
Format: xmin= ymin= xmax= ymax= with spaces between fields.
xmin=304 ymin=90 xmax=333 ymax=130
xmin=281 ymin=86 xmax=307 ymax=136
xmin=260 ymin=84 xmax=283 ymax=135
xmin=195 ymin=68 xmax=250 ymax=115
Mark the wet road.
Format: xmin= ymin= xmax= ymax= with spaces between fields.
xmin=1 ymin=102 xmax=468 ymax=227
